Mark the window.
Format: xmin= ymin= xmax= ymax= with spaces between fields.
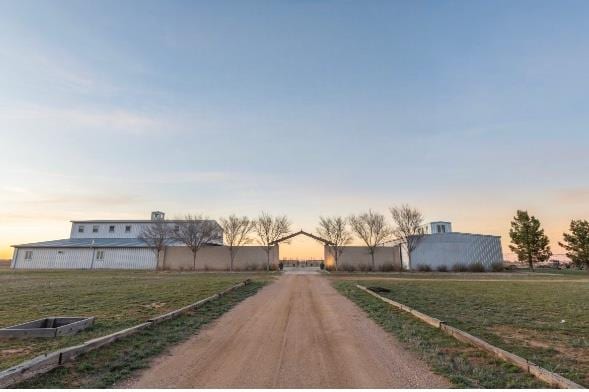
xmin=92 ymin=225 xmax=99 ymax=233
xmin=24 ymin=251 xmax=33 ymax=260
xmin=125 ymin=225 xmax=131 ymax=233
xmin=441 ymin=225 xmax=446 ymax=233
xmin=78 ymin=225 xmax=85 ymax=233
xmin=96 ymin=250 xmax=104 ymax=260
xmin=57 ymin=250 xmax=64 ymax=254
xmin=174 ymin=225 xmax=180 ymax=233
xmin=109 ymin=225 xmax=115 ymax=233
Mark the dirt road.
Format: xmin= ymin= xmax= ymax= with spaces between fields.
xmin=124 ymin=272 xmax=449 ymax=388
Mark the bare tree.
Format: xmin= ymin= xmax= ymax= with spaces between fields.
xmin=175 ymin=214 xmax=218 ymax=271
xmin=390 ymin=204 xmax=425 ymax=271
xmin=349 ymin=210 xmax=393 ymax=270
xmin=220 ymin=214 xmax=255 ymax=271
xmin=254 ymin=212 xmax=291 ymax=271
xmin=138 ymin=220 xmax=173 ymax=269
xmin=317 ymin=216 xmax=352 ymax=271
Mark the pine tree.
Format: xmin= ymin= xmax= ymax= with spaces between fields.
xmin=509 ymin=210 xmax=551 ymax=271
xmin=559 ymin=219 xmax=589 ymax=269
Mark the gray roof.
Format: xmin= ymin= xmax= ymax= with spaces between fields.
xmin=12 ymin=238 xmax=152 ymax=248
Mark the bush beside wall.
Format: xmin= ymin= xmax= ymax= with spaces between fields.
xmin=452 ymin=263 xmax=469 ymax=272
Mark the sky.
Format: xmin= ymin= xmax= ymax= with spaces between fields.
xmin=1 ymin=0 xmax=588 ymax=260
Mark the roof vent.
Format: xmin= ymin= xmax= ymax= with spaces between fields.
xmin=151 ymin=211 xmax=165 ymax=221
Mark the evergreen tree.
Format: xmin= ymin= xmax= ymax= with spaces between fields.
xmin=559 ymin=219 xmax=589 ymax=269
xmin=509 ymin=210 xmax=551 ymax=271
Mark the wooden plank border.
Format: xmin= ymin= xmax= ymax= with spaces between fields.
xmin=0 ymin=279 xmax=251 ymax=388
xmin=356 ymin=284 xmax=584 ymax=389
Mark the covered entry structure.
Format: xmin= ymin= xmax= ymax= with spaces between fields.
xmin=271 ymin=230 xmax=332 ymax=268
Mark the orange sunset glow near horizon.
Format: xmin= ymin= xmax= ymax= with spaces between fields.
xmin=0 ymin=200 xmax=584 ymax=262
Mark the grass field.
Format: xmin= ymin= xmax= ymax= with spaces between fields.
xmin=17 ymin=281 xmax=266 ymax=388
xmin=334 ymin=272 xmax=589 ymax=387
xmin=0 ymin=270 xmax=273 ymax=371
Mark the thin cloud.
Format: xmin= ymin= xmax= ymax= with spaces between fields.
xmin=0 ymin=104 xmax=161 ymax=135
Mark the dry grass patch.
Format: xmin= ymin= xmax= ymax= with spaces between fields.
xmin=0 ymin=270 xmax=273 ymax=370
xmin=335 ymin=277 xmax=589 ymax=386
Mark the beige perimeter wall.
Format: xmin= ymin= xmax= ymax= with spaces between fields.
xmin=324 ymin=245 xmax=402 ymax=270
xmin=159 ymin=245 xmax=278 ymax=271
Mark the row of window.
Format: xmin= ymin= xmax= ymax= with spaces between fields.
xmin=23 ymin=250 xmax=106 ymax=260
xmin=78 ymin=225 xmax=133 ymax=234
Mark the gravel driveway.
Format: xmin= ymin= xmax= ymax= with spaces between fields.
xmin=123 ymin=271 xmax=450 ymax=388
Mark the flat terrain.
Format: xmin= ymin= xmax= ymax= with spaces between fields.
xmin=124 ymin=271 xmax=450 ymax=388
xmin=334 ymin=272 xmax=589 ymax=387
xmin=18 ymin=282 xmax=266 ymax=388
xmin=0 ymin=270 xmax=271 ymax=370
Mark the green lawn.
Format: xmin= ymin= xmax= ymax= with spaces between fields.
xmin=335 ymin=275 xmax=589 ymax=387
xmin=0 ymin=270 xmax=272 ymax=371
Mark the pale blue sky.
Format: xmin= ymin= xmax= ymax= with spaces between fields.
xmin=1 ymin=0 xmax=588 ymax=258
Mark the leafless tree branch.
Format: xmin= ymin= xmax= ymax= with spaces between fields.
xmin=175 ymin=214 xmax=219 ymax=271
xmin=317 ymin=216 xmax=352 ymax=271
xmin=138 ymin=220 xmax=173 ymax=269
xmin=254 ymin=212 xmax=291 ymax=271
xmin=390 ymin=204 xmax=424 ymax=271
xmin=349 ymin=210 xmax=393 ymax=270
xmin=220 ymin=214 xmax=255 ymax=271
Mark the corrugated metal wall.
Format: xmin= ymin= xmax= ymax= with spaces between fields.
xmin=12 ymin=248 xmax=156 ymax=270
xmin=13 ymin=248 xmax=93 ymax=269
xmin=93 ymin=248 xmax=157 ymax=269
xmin=410 ymin=233 xmax=503 ymax=269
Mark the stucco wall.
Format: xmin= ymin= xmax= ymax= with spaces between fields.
xmin=324 ymin=245 xmax=402 ymax=270
xmin=161 ymin=245 xmax=278 ymax=271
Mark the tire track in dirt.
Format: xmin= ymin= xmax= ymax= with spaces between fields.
xmin=122 ymin=272 xmax=450 ymax=388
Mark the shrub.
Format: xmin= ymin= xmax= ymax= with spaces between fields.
xmin=417 ymin=264 xmax=432 ymax=272
xmin=452 ymin=263 xmax=468 ymax=272
xmin=358 ymin=264 xmax=373 ymax=272
xmin=378 ymin=263 xmax=400 ymax=272
xmin=245 ymin=263 xmax=263 ymax=271
xmin=269 ymin=264 xmax=278 ymax=271
xmin=340 ymin=264 xmax=356 ymax=272
xmin=436 ymin=265 xmax=448 ymax=272
xmin=468 ymin=262 xmax=486 ymax=272
xmin=320 ymin=262 xmax=325 ymax=270
xmin=278 ymin=262 xmax=284 ymax=270
xmin=490 ymin=261 xmax=504 ymax=272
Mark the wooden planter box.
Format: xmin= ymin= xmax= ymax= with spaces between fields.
xmin=0 ymin=317 xmax=95 ymax=338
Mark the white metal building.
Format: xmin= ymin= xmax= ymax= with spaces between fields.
xmin=394 ymin=221 xmax=503 ymax=270
xmin=11 ymin=212 xmax=223 ymax=270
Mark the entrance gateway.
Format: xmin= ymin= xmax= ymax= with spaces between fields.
xmin=270 ymin=230 xmax=333 ymax=270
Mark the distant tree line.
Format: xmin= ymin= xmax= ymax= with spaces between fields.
xmin=138 ymin=207 xmax=589 ymax=273
xmin=138 ymin=205 xmax=426 ymax=272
